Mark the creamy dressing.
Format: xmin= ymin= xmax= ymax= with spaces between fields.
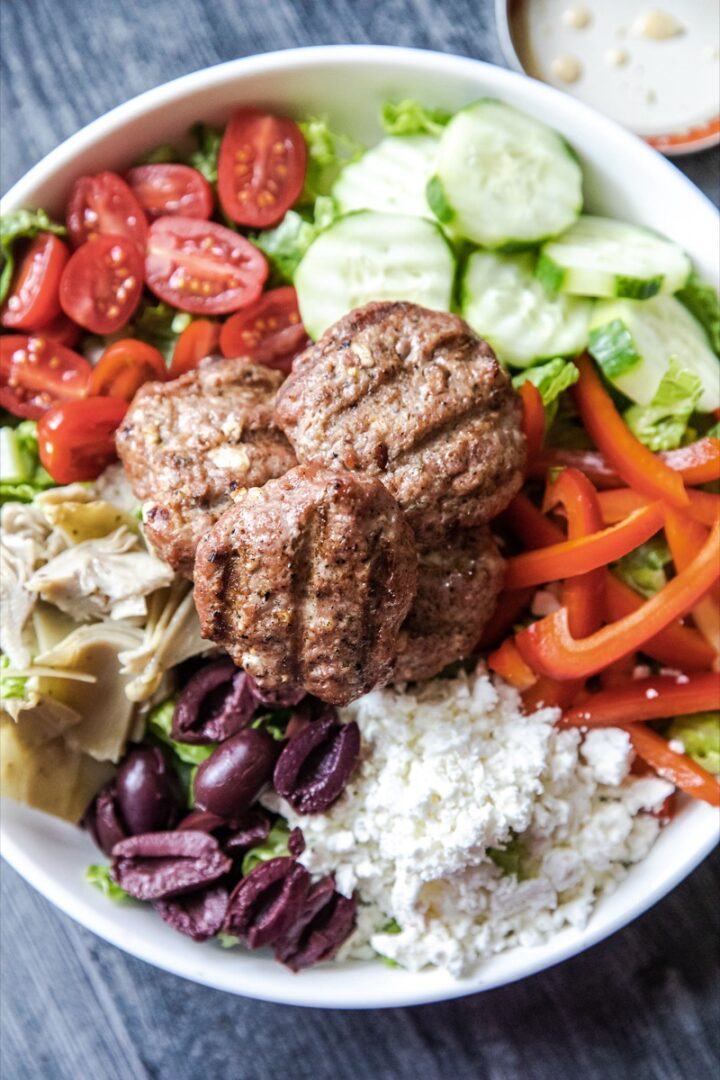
xmin=508 ymin=0 xmax=719 ymax=139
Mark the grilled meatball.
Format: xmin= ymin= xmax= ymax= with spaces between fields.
xmin=391 ymin=526 xmax=505 ymax=684
xmin=116 ymin=357 xmax=296 ymax=576
xmin=275 ymin=302 xmax=526 ymax=538
xmin=193 ymin=463 xmax=417 ymax=706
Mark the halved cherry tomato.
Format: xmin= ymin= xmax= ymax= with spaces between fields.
xmin=145 ymin=217 xmax=268 ymax=315
xmin=0 ymin=334 xmax=91 ymax=419
xmin=219 ymin=286 xmax=309 ymax=372
xmin=59 ymin=236 xmax=143 ymax=334
xmin=89 ymin=339 xmax=166 ymax=401
xmin=37 ymin=396 xmax=128 ymax=483
xmin=169 ymin=319 xmax=220 ymax=378
xmin=36 ymin=311 xmax=82 ymax=348
xmin=218 ymin=108 xmax=307 ymax=228
xmin=66 ymin=172 xmax=148 ymax=252
xmin=1 ymin=234 xmax=70 ymax=330
xmin=126 ymin=164 xmax=213 ymax=221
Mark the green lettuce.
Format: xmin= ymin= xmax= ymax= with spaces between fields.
xmin=187 ymin=123 xmax=223 ymax=185
xmin=0 ymin=208 xmax=66 ymax=304
xmin=380 ymin=99 xmax=452 ymax=137
xmin=512 ymin=358 xmax=580 ymax=425
xmin=624 ymin=358 xmax=703 ymax=452
xmin=0 ymin=655 xmax=27 ymax=701
xmin=488 ymin=834 xmax=525 ymax=878
xmin=252 ymin=197 xmax=336 ymax=284
xmin=298 ymin=117 xmax=363 ymax=202
xmin=134 ymin=143 xmax=178 ymax=165
xmin=666 ymin=712 xmax=720 ymax=774
xmin=132 ymin=299 xmax=192 ymax=363
xmin=676 ymin=272 xmax=720 ymax=355
xmin=85 ymin=864 xmax=131 ymax=902
xmin=0 ymin=420 xmax=55 ymax=504
xmin=146 ymin=697 xmax=217 ymax=766
xmin=240 ymin=820 xmax=290 ymax=876
xmin=612 ymin=536 xmax=671 ymax=598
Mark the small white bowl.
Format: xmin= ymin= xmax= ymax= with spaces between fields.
xmin=1 ymin=44 xmax=718 ymax=1009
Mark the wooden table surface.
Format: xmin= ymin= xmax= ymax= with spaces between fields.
xmin=1 ymin=3 xmax=718 ymax=1078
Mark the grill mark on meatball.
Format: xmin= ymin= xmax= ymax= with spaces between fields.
xmin=388 ymin=396 xmax=504 ymax=470
xmin=358 ymin=530 xmax=390 ymax=678
xmin=288 ymin=507 xmax=316 ymax=687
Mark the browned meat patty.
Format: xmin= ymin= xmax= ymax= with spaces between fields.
xmin=193 ymin=463 xmax=417 ymax=706
xmin=275 ymin=302 xmax=526 ymax=539
xmin=391 ymin=526 xmax=505 ymax=684
xmin=116 ymin=357 xmax=296 ymax=576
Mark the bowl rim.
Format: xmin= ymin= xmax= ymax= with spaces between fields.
xmin=1 ymin=43 xmax=718 ymax=1009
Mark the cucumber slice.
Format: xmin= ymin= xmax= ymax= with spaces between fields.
xmin=589 ymin=295 xmax=720 ymax=411
xmin=461 ymin=250 xmax=592 ymax=367
xmin=332 ymin=135 xmax=439 ymax=218
xmin=429 ymin=99 xmax=583 ymax=248
xmin=0 ymin=427 xmax=28 ymax=483
xmin=537 ymin=216 xmax=691 ymax=299
xmin=294 ymin=211 xmax=455 ymax=340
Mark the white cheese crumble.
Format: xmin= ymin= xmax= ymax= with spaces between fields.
xmin=263 ymin=668 xmax=674 ymax=978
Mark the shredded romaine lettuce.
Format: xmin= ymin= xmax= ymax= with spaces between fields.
xmin=488 ymin=834 xmax=524 ymax=877
xmin=0 ymin=208 xmax=67 ymax=304
xmin=0 ymin=420 xmax=55 ymax=504
xmin=132 ymin=299 xmax=192 ymax=363
xmin=252 ymin=197 xmax=336 ymax=284
xmin=666 ymin=712 xmax=720 ymax=774
xmin=624 ymin=357 xmax=703 ymax=451
xmin=0 ymin=656 xmax=28 ymax=701
xmin=512 ymin=358 xmax=579 ymax=425
xmin=187 ymin=123 xmax=223 ymax=185
xmin=612 ymin=537 xmax=672 ymax=598
xmin=240 ymin=820 xmax=290 ymax=876
xmin=146 ymin=697 xmax=217 ymax=765
xmin=380 ymin=99 xmax=452 ymax=137
xmin=676 ymin=272 xmax=720 ymax=355
xmin=134 ymin=143 xmax=178 ymax=165
xmin=298 ymin=118 xmax=363 ymax=202
xmin=85 ymin=864 xmax=131 ymax=901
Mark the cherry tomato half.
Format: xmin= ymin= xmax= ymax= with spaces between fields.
xmin=1 ymin=233 xmax=70 ymax=331
xmin=218 ymin=108 xmax=307 ymax=228
xmin=0 ymin=334 xmax=91 ymax=419
xmin=59 ymin=235 xmax=143 ymax=334
xmin=37 ymin=311 xmax=82 ymax=349
xmin=66 ymin=171 xmax=148 ymax=252
xmin=219 ymin=286 xmax=309 ymax=372
xmin=169 ymin=319 xmax=220 ymax=378
xmin=38 ymin=396 xmax=128 ymax=483
xmin=126 ymin=164 xmax=214 ymax=221
xmin=89 ymin=338 xmax=167 ymax=401
xmin=144 ymin=216 xmax=268 ymax=315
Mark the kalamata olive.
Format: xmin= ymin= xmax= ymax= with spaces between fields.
xmin=116 ymin=746 xmax=182 ymax=835
xmin=193 ymin=729 xmax=278 ymax=819
xmin=112 ymin=830 xmax=232 ymax=900
xmin=173 ymin=659 xmax=257 ymax=744
xmin=273 ymin=716 xmax=360 ymax=813
xmin=83 ymin=782 xmax=127 ymax=856
xmin=274 ymin=877 xmax=357 ymax=971
xmin=223 ymin=856 xmax=310 ymax=948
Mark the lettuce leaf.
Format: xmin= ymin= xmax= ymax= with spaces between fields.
xmin=488 ymin=834 xmax=525 ymax=877
xmin=298 ymin=118 xmax=363 ymax=202
xmin=240 ymin=820 xmax=290 ymax=876
xmin=0 ymin=208 xmax=67 ymax=305
xmin=85 ymin=864 xmax=131 ymax=902
xmin=252 ymin=197 xmax=337 ymax=284
xmin=676 ymin=272 xmax=720 ymax=355
xmin=0 ymin=420 xmax=55 ymax=504
xmin=0 ymin=655 xmax=27 ymax=701
xmin=131 ymin=299 xmax=192 ymax=363
xmin=624 ymin=357 xmax=703 ymax=452
xmin=666 ymin=712 xmax=720 ymax=774
xmin=612 ymin=537 xmax=672 ymax=598
xmin=512 ymin=358 xmax=580 ymax=425
xmin=187 ymin=123 xmax=223 ymax=185
xmin=146 ymin=697 xmax=217 ymax=765
xmin=380 ymin=99 xmax=452 ymax=137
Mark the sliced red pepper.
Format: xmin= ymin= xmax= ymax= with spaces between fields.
xmin=504 ymin=502 xmax=664 ymax=590
xmin=519 ymin=381 xmax=545 ymax=469
xmin=660 ymin=437 xmax=720 ymax=487
xmin=531 ymin=438 xmax=720 ymax=491
xmin=598 ymin=487 xmax=720 ymax=528
xmin=488 ymin=637 xmax=537 ymax=691
xmin=500 ymin=493 xmax=565 ymax=550
xmin=573 ymin=355 xmax=688 ymax=507
xmin=516 ymin=518 xmax=720 ymax=680
xmin=626 ymin=725 xmax=720 ymax=807
xmin=605 ymin=575 xmax=715 ymax=672
xmin=529 ymin=449 xmax=621 ymax=489
xmin=561 ymin=673 xmax=720 ymax=728
xmin=665 ymin=507 xmax=720 ymax=654
xmin=476 ymin=588 xmax=533 ymax=650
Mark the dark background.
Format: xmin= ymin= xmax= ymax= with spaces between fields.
xmin=1 ymin=2 xmax=718 ymax=1078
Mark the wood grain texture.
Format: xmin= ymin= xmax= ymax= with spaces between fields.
xmin=1 ymin=2 xmax=719 ymax=1078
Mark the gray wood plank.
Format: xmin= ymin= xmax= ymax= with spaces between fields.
xmin=1 ymin=2 xmax=718 ymax=1078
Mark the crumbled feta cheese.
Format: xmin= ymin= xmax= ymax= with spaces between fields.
xmin=264 ymin=668 xmax=672 ymax=978
xmin=668 ymin=739 xmax=685 ymax=754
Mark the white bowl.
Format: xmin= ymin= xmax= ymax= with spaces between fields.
xmin=1 ymin=44 xmax=718 ymax=1010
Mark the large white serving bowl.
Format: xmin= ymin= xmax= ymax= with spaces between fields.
xmin=1 ymin=45 xmax=718 ymax=1010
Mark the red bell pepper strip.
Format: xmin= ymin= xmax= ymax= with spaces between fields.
xmin=605 ymin=575 xmax=715 ymax=671
xmin=626 ymin=725 xmax=720 ymax=807
xmin=476 ymin=588 xmax=533 ymax=650
xmin=660 ymin=437 xmax=720 ymax=487
xmin=516 ymin=518 xmax=720 ymax=680
xmin=529 ymin=449 xmax=621 ymax=489
xmin=530 ymin=438 xmax=720 ymax=490
xmin=664 ymin=507 xmax=720 ymax=654
xmin=501 ymin=493 xmax=565 ymax=550
xmin=561 ymin=673 xmax=720 ymax=728
xmin=573 ymin=355 xmax=689 ymax=507
xmin=598 ymin=487 xmax=720 ymax=528
xmin=519 ymin=380 xmax=545 ymax=468
xmin=488 ymin=637 xmax=537 ymax=691
xmin=504 ymin=502 xmax=664 ymax=590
